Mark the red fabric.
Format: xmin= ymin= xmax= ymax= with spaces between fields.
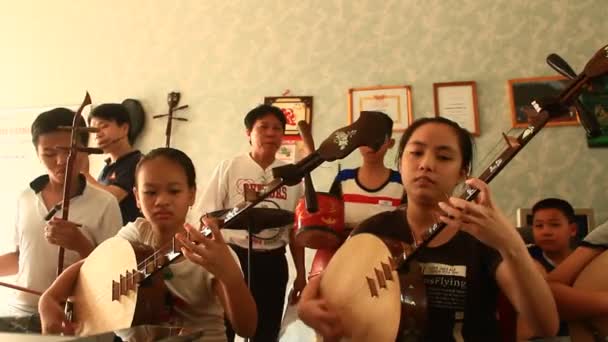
xmin=496 ymin=291 xmax=517 ymax=342
xmin=342 ymin=193 xmax=402 ymax=206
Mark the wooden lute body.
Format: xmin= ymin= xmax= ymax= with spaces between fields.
xmin=319 ymin=233 xmax=427 ymax=341
xmin=72 ymin=237 xmax=175 ymax=336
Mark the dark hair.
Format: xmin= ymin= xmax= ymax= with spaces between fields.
xmin=244 ymin=104 xmax=287 ymax=131
xmin=89 ymin=103 xmax=134 ymax=144
xmin=31 ymin=107 xmax=89 ymax=147
xmin=135 ymin=148 xmax=196 ymax=189
xmin=396 ymin=117 xmax=474 ymax=175
xmin=532 ymin=198 xmax=576 ymax=223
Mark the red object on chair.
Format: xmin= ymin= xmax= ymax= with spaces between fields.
xmin=294 ymin=193 xmax=345 ymax=249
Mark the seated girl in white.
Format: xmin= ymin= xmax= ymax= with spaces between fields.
xmin=38 ymin=147 xmax=257 ymax=341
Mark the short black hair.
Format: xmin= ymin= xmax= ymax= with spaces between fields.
xmin=244 ymin=104 xmax=286 ymax=131
xmin=31 ymin=107 xmax=88 ymax=148
xmin=396 ymin=117 xmax=474 ymax=175
xmin=532 ymin=198 xmax=576 ymax=223
xmin=89 ymin=103 xmax=130 ymax=126
xmin=89 ymin=103 xmax=133 ymax=143
xmin=135 ymin=147 xmax=196 ymax=189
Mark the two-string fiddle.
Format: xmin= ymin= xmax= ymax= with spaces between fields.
xmin=152 ymin=91 xmax=189 ymax=148
xmin=53 ymin=92 xmax=103 ymax=276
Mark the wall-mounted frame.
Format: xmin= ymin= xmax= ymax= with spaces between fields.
xmin=433 ymin=81 xmax=480 ymax=136
xmin=579 ymin=74 xmax=608 ymax=148
xmin=264 ymin=96 xmax=313 ymax=136
xmin=516 ymin=207 xmax=595 ymax=244
xmin=508 ymin=76 xmax=579 ymax=128
xmin=348 ymin=85 xmax=412 ymax=132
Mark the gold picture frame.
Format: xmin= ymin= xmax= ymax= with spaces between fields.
xmin=348 ymin=85 xmax=413 ymax=132
xmin=264 ymin=96 xmax=313 ymax=136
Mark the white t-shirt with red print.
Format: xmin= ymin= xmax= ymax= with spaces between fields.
xmin=198 ymin=154 xmax=303 ymax=250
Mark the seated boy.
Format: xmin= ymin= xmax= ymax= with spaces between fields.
xmin=527 ymin=198 xmax=577 ymax=272
xmin=0 ymin=108 xmax=122 ymax=332
xmin=519 ymin=198 xmax=577 ymax=340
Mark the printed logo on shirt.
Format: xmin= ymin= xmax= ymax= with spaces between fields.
xmin=419 ymin=262 xmax=466 ymax=277
xmin=419 ymin=262 xmax=467 ymax=311
xmin=378 ymin=199 xmax=394 ymax=206
xmin=237 ymin=179 xmax=288 ymax=200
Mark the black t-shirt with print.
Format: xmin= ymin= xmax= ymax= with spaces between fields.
xmin=352 ymin=209 xmax=503 ymax=342
xmin=527 ymin=245 xmax=569 ymax=337
xmin=98 ymin=150 xmax=143 ymax=225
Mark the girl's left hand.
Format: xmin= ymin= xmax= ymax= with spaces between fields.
xmin=175 ymin=222 xmax=241 ymax=285
xmin=437 ymin=178 xmax=519 ymax=252
xmin=39 ymin=296 xmax=79 ymax=335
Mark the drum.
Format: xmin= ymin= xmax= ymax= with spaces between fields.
xmin=294 ymin=192 xmax=345 ymax=249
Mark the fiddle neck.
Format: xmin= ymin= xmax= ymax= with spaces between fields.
xmin=135 ymin=222 xmax=188 ymax=277
xmin=137 ymin=237 xmax=182 ymax=277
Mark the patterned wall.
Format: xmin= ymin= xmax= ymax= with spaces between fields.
xmin=0 ymin=0 xmax=607 ymax=338
xmin=2 ymin=0 xmax=606 ymax=226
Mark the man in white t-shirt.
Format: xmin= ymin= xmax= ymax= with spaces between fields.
xmin=0 ymin=108 xmax=122 ymax=332
xmin=199 ymin=104 xmax=305 ymax=342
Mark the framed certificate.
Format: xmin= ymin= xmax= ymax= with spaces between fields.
xmin=264 ymin=96 xmax=313 ymax=136
xmin=348 ymin=85 xmax=413 ymax=132
xmin=433 ymin=81 xmax=480 ymax=136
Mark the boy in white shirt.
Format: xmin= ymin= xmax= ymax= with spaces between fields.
xmin=0 ymin=108 xmax=122 ymax=331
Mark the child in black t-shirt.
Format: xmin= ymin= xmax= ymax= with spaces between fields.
xmin=298 ymin=117 xmax=559 ymax=341
xmin=82 ymin=103 xmax=143 ymax=224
